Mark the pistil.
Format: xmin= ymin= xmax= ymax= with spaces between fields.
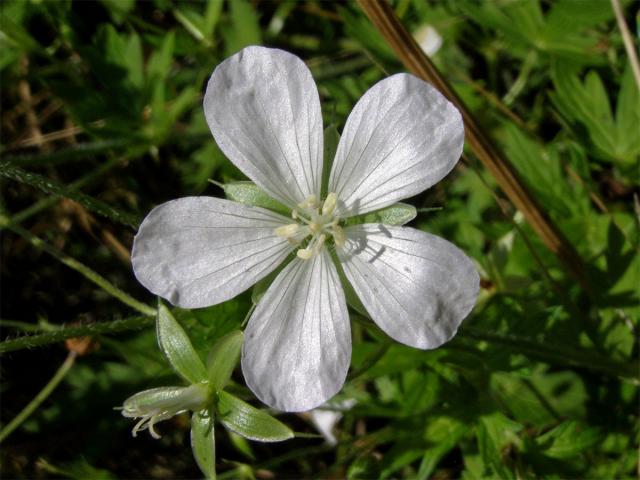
xmin=274 ymin=193 xmax=345 ymax=259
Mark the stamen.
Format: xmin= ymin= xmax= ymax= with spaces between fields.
xmin=333 ymin=225 xmax=346 ymax=248
xmin=148 ymin=416 xmax=162 ymax=439
xmin=297 ymin=248 xmax=313 ymax=260
xmin=322 ymin=192 xmax=337 ymax=216
xmin=315 ymin=234 xmax=326 ymax=253
xmin=298 ymin=195 xmax=317 ymax=210
xmin=275 ymin=223 xmax=300 ymax=238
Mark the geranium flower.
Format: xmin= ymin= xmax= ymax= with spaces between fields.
xmin=132 ymin=46 xmax=479 ymax=412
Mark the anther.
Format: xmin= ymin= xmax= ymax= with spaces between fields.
xmin=322 ymin=192 xmax=337 ymax=216
xmin=275 ymin=224 xmax=300 ymax=238
xmin=298 ymin=195 xmax=317 ymax=210
xmin=296 ymin=248 xmax=313 ymax=260
xmin=333 ymin=225 xmax=346 ymax=248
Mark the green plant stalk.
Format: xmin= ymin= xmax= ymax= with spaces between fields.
xmin=173 ymin=8 xmax=213 ymax=47
xmin=503 ymin=51 xmax=537 ymax=106
xmin=0 ymin=351 xmax=77 ymax=443
xmin=0 ymin=138 xmax=134 ymax=167
xmin=9 ymin=156 xmax=125 ymax=226
xmin=347 ymin=340 xmax=391 ymax=380
xmin=611 ymin=0 xmax=640 ymax=90
xmin=0 ymin=162 xmax=141 ymax=228
xmin=2 ymin=312 xmax=636 ymax=384
xmin=0 ymin=315 xmax=153 ymax=353
xmin=352 ymin=315 xmax=638 ymax=384
xmin=460 ymin=327 xmax=639 ymax=384
xmin=0 ymin=219 xmax=155 ymax=316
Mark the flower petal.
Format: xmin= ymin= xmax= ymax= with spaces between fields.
xmin=241 ymin=250 xmax=350 ymax=412
xmin=204 ymin=46 xmax=323 ymax=208
xmin=132 ymin=197 xmax=293 ymax=309
xmin=328 ymin=74 xmax=464 ymax=217
xmin=337 ymin=224 xmax=479 ymax=349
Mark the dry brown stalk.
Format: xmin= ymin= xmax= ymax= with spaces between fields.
xmin=356 ymin=0 xmax=589 ymax=292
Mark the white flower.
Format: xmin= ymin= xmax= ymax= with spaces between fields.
xmin=132 ymin=46 xmax=479 ymax=413
xmin=309 ymin=398 xmax=357 ymax=446
xmin=414 ymin=24 xmax=443 ymax=57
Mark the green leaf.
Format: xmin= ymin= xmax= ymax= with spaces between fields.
xmin=215 ymin=391 xmax=293 ymax=442
xmin=222 ymin=181 xmax=290 ymax=214
xmin=345 ymin=203 xmax=417 ymax=226
xmin=222 ymin=0 xmax=262 ymax=56
xmin=417 ymin=419 xmax=468 ymax=479
xmin=477 ymin=412 xmax=523 ymax=479
xmin=156 ymin=302 xmax=208 ymax=384
xmin=203 ymin=0 xmax=224 ymax=38
xmin=536 ymin=420 xmax=601 ymax=459
xmin=191 ymin=409 xmax=216 ymax=480
xmin=146 ymin=31 xmax=175 ymax=83
xmin=615 ymin=64 xmax=640 ymax=163
xmin=207 ymin=330 xmax=244 ymax=391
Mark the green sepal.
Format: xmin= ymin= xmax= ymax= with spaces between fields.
xmin=123 ymin=385 xmax=205 ymax=414
xmin=156 ymin=302 xmax=208 ymax=384
xmin=207 ymin=331 xmax=244 ymax=392
xmin=215 ymin=391 xmax=294 ymax=442
xmin=191 ymin=408 xmax=216 ymax=480
xmin=221 ymin=181 xmax=290 ymax=214
xmin=344 ymin=203 xmax=417 ymax=226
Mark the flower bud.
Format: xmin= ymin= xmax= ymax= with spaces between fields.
xmin=121 ymin=384 xmax=209 ymax=439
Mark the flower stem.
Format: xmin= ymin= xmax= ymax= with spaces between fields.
xmin=0 ymin=315 xmax=154 ymax=353
xmin=0 ymin=162 xmax=141 ymax=228
xmin=1 ymin=218 xmax=155 ymax=317
xmin=0 ymin=351 xmax=77 ymax=444
xmin=8 ymin=156 xmax=125 ymax=226
xmin=459 ymin=327 xmax=639 ymax=384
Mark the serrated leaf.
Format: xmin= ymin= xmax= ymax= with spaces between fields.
xmin=222 ymin=181 xmax=290 ymax=214
xmin=147 ymin=31 xmax=174 ymax=83
xmin=215 ymin=391 xmax=293 ymax=442
xmin=616 ymin=64 xmax=640 ymax=162
xmin=124 ymin=33 xmax=144 ymax=90
xmin=345 ymin=203 xmax=417 ymax=226
xmin=207 ymin=330 xmax=243 ymax=391
xmin=477 ymin=412 xmax=522 ymax=479
xmin=157 ymin=302 xmax=208 ymax=384
xmin=191 ymin=409 xmax=216 ymax=480
xmin=536 ymin=420 xmax=600 ymax=459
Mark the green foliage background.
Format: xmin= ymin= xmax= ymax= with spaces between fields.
xmin=1 ymin=0 xmax=638 ymax=478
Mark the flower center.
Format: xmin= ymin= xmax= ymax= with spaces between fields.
xmin=275 ymin=192 xmax=346 ymax=260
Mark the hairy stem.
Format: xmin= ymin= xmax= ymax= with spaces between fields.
xmin=0 ymin=352 xmax=77 ymax=443
xmin=0 ymin=219 xmax=155 ymax=317
xmin=0 ymin=315 xmax=153 ymax=353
